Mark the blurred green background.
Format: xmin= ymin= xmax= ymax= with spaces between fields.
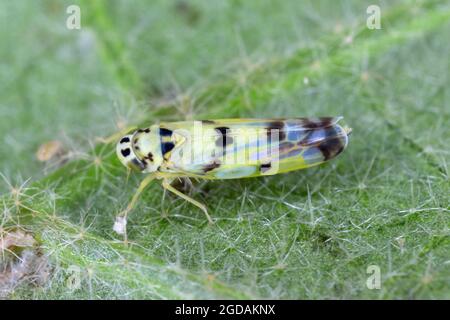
xmin=0 ymin=0 xmax=449 ymax=299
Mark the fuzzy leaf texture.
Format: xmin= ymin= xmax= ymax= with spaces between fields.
xmin=0 ymin=0 xmax=449 ymax=299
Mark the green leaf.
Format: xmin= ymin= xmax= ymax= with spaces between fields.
xmin=1 ymin=0 xmax=449 ymax=299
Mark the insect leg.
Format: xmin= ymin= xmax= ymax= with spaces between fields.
xmin=96 ymin=126 xmax=138 ymax=144
xmin=115 ymin=174 xmax=156 ymax=240
xmin=123 ymin=174 xmax=156 ymax=215
xmin=161 ymin=178 xmax=213 ymax=225
xmin=160 ymin=185 xmax=168 ymax=218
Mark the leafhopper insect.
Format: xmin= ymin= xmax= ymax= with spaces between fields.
xmin=115 ymin=117 xmax=351 ymax=227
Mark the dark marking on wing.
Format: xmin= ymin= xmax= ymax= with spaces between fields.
xmin=315 ymin=127 xmax=345 ymax=161
xmin=161 ymin=142 xmax=175 ymax=155
xmin=267 ymin=121 xmax=286 ymax=142
xmin=120 ymin=137 xmax=130 ymax=144
xmin=317 ymin=117 xmax=334 ymax=125
xmin=201 ymin=120 xmax=215 ymax=124
xmin=121 ymin=148 xmax=131 ymax=157
xmin=138 ymin=128 xmax=151 ymax=133
xmin=260 ymin=162 xmax=272 ymax=173
xmin=318 ymin=137 xmax=344 ymax=161
xmin=159 ymin=127 xmax=173 ymax=137
xmin=301 ymin=119 xmax=320 ymax=129
xmin=203 ymin=160 xmax=221 ymax=172
xmin=302 ymin=118 xmax=333 ymax=129
xmin=298 ymin=126 xmax=337 ymax=147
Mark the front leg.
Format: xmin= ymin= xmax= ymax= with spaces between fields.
xmin=114 ymin=174 xmax=156 ymax=240
xmin=96 ymin=125 xmax=138 ymax=144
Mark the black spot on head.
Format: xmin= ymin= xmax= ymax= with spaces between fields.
xmin=260 ymin=162 xmax=272 ymax=173
xmin=121 ymin=148 xmax=131 ymax=157
xmin=159 ymin=127 xmax=173 ymax=137
xmin=120 ymin=137 xmax=130 ymax=144
xmin=203 ymin=161 xmax=221 ymax=173
xmin=267 ymin=121 xmax=286 ymax=141
xmin=161 ymin=142 xmax=175 ymax=154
